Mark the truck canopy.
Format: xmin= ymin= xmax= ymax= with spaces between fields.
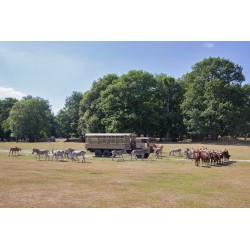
xmin=85 ymin=133 xmax=132 ymax=151
xmin=85 ymin=133 xmax=131 ymax=137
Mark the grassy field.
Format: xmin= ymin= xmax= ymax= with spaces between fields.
xmin=1 ymin=139 xmax=250 ymax=208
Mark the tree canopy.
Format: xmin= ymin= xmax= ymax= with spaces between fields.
xmin=1 ymin=57 xmax=249 ymax=141
xmin=55 ymin=91 xmax=83 ymax=137
xmin=0 ymin=97 xmax=18 ymax=140
xmin=8 ymin=96 xmax=54 ymax=141
xmin=78 ymin=70 xmax=185 ymax=137
xmin=181 ymin=57 xmax=246 ymax=140
xmin=78 ymin=74 xmax=119 ymax=134
xmin=100 ymin=70 xmax=157 ymax=135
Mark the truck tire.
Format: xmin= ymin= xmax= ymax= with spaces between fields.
xmin=95 ymin=150 xmax=102 ymax=157
xmin=102 ymin=150 xmax=111 ymax=158
xmin=144 ymin=153 xmax=149 ymax=159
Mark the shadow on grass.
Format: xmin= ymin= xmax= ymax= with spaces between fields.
xmin=8 ymin=155 xmax=24 ymax=157
xmin=59 ymin=160 xmax=92 ymax=164
xmin=208 ymin=161 xmax=235 ymax=168
xmin=195 ymin=161 xmax=235 ymax=168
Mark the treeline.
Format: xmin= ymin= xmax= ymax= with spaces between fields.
xmin=0 ymin=57 xmax=250 ymax=142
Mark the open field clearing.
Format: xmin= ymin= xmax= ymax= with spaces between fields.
xmin=1 ymin=140 xmax=250 ymax=208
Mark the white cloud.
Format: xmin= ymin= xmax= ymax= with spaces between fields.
xmin=0 ymin=86 xmax=25 ymax=99
xmin=203 ymin=42 xmax=215 ymax=48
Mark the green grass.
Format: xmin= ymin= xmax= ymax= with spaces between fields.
xmin=0 ymin=140 xmax=250 ymax=207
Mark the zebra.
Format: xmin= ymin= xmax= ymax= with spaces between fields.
xmin=32 ymin=148 xmax=50 ymax=160
xmin=111 ymin=150 xmax=127 ymax=161
xmin=169 ymin=148 xmax=181 ymax=156
xmin=131 ymin=149 xmax=147 ymax=160
xmin=64 ymin=148 xmax=75 ymax=159
xmin=71 ymin=150 xmax=86 ymax=163
xmin=182 ymin=148 xmax=193 ymax=159
xmin=52 ymin=149 xmax=65 ymax=161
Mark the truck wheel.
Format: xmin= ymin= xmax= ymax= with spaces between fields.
xmin=144 ymin=153 xmax=149 ymax=159
xmin=95 ymin=150 xmax=102 ymax=157
xmin=103 ymin=150 xmax=111 ymax=158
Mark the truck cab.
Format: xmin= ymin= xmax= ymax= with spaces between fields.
xmin=135 ymin=137 xmax=153 ymax=158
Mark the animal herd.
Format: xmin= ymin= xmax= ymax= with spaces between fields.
xmin=191 ymin=148 xmax=231 ymax=167
xmin=31 ymin=148 xmax=86 ymax=163
xmin=7 ymin=145 xmax=231 ymax=166
xmin=7 ymin=144 xmax=165 ymax=162
xmin=8 ymin=146 xmax=86 ymax=163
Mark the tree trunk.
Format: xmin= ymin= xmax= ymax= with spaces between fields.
xmin=165 ymin=131 xmax=170 ymax=140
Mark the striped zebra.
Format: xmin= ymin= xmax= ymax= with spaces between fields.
xmin=131 ymin=149 xmax=147 ymax=160
xmin=52 ymin=149 xmax=65 ymax=161
xmin=64 ymin=148 xmax=75 ymax=159
xmin=111 ymin=150 xmax=127 ymax=161
xmin=71 ymin=150 xmax=86 ymax=163
xmin=169 ymin=148 xmax=181 ymax=156
xmin=32 ymin=148 xmax=50 ymax=160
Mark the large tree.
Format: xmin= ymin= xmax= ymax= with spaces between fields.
xmin=100 ymin=70 xmax=158 ymax=135
xmin=56 ymin=91 xmax=83 ymax=137
xmin=154 ymin=75 xmax=185 ymax=139
xmin=78 ymin=74 xmax=119 ymax=134
xmin=0 ymin=97 xmax=18 ymax=140
xmin=78 ymin=71 xmax=184 ymax=138
xmin=181 ymin=57 xmax=245 ymax=140
xmin=9 ymin=96 xmax=53 ymax=141
xmin=235 ymin=83 xmax=250 ymax=138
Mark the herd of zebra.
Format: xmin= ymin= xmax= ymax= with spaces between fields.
xmin=8 ymin=147 xmax=86 ymax=163
xmin=7 ymin=145 xmax=231 ymax=165
xmin=31 ymin=148 xmax=86 ymax=162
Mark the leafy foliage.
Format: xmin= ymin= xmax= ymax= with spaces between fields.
xmin=154 ymin=75 xmax=185 ymax=138
xmin=78 ymin=74 xmax=119 ymax=133
xmin=0 ymin=97 xmax=18 ymax=140
xmin=55 ymin=91 xmax=83 ymax=137
xmin=9 ymin=97 xmax=53 ymax=141
xmin=100 ymin=70 xmax=158 ymax=135
xmin=1 ymin=57 xmax=249 ymax=141
xmin=181 ymin=57 xmax=246 ymax=140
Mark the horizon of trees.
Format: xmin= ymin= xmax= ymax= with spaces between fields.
xmin=0 ymin=57 xmax=249 ymax=142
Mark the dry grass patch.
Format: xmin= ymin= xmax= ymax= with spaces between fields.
xmin=1 ymin=140 xmax=250 ymax=208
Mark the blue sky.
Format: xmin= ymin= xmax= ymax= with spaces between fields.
xmin=0 ymin=41 xmax=250 ymax=114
